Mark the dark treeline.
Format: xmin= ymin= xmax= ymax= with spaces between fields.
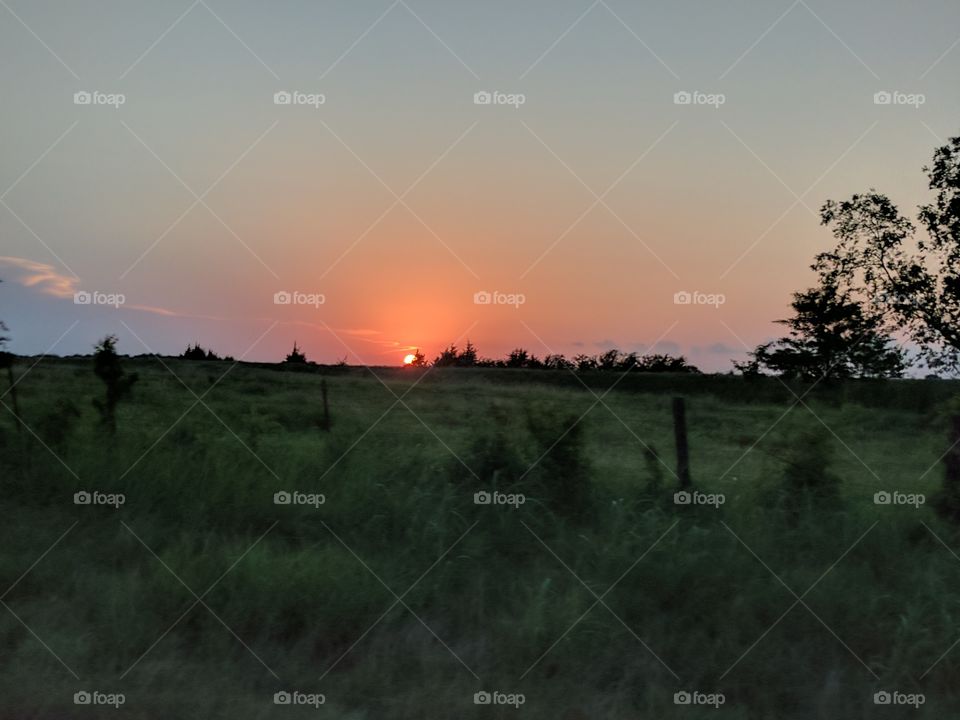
xmin=180 ymin=343 xmax=235 ymax=362
xmin=424 ymin=341 xmax=700 ymax=373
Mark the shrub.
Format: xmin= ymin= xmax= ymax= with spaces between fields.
xmin=92 ymin=335 xmax=138 ymax=434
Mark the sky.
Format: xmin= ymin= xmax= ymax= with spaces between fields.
xmin=1 ymin=0 xmax=959 ymax=370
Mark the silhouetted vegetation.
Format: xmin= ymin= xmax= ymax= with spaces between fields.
xmin=406 ymin=348 xmax=428 ymax=367
xmin=736 ymin=280 xmax=907 ymax=380
xmin=91 ymin=335 xmax=138 ymax=434
xmin=813 ymin=133 xmax=960 ymax=372
xmin=284 ymin=341 xmax=308 ymax=364
xmin=181 ymin=343 xmax=232 ymax=361
xmin=429 ymin=342 xmax=699 ymax=373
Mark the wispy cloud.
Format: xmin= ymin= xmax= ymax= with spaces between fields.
xmin=0 ymin=255 xmax=78 ymax=298
xmin=0 ymin=255 xmax=211 ymax=320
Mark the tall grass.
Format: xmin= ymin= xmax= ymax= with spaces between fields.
xmin=0 ymin=359 xmax=956 ymax=718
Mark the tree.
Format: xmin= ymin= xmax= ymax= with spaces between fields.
xmin=506 ymin=348 xmax=539 ymax=368
xmin=636 ymin=354 xmax=699 ymax=373
xmin=573 ymin=354 xmax=597 ymax=372
xmin=596 ymin=349 xmax=622 ymax=371
xmin=407 ymin=348 xmax=428 ymax=367
xmin=817 ymin=133 xmax=960 ymax=371
xmin=92 ymin=335 xmax=138 ymax=434
xmin=284 ymin=341 xmax=307 ymax=364
xmin=737 ymin=282 xmax=906 ymax=380
xmin=543 ymin=353 xmax=573 ymax=370
xmin=457 ymin=340 xmax=478 ymax=367
xmin=433 ymin=344 xmax=459 ymax=367
xmin=181 ymin=343 xmax=222 ymax=361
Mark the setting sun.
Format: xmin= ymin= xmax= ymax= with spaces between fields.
xmin=403 ymin=354 xmax=416 ymax=365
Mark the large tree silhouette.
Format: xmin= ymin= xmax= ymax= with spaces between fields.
xmin=737 ymin=281 xmax=906 ymax=380
xmin=816 ymin=133 xmax=960 ymax=371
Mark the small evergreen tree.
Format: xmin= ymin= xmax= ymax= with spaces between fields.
xmin=433 ymin=344 xmax=459 ymax=367
xmin=284 ymin=341 xmax=308 ymax=364
xmin=408 ymin=349 xmax=428 ymax=367
xmin=457 ymin=340 xmax=478 ymax=367
xmin=92 ymin=335 xmax=138 ymax=434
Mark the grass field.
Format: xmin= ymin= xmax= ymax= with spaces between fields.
xmin=2 ymin=357 xmax=959 ymax=718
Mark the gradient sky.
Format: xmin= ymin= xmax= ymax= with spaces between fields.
xmin=2 ymin=0 xmax=959 ymax=369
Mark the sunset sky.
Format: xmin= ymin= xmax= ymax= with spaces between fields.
xmin=2 ymin=0 xmax=959 ymax=370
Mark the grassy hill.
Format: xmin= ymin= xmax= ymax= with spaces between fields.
xmin=1 ymin=357 xmax=958 ymax=718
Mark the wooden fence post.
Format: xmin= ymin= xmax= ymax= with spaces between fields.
xmin=672 ymin=396 xmax=691 ymax=489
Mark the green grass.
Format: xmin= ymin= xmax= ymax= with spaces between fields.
xmin=1 ymin=358 xmax=959 ymax=718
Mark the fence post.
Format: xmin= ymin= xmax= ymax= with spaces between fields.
xmin=672 ymin=396 xmax=691 ymax=489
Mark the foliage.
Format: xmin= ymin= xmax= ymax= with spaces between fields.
xmin=91 ymin=335 xmax=138 ymax=433
xmin=737 ymin=282 xmax=907 ymax=380
xmin=817 ymin=133 xmax=960 ymax=371
xmin=284 ymin=341 xmax=308 ymax=364
xmin=407 ymin=348 xmax=428 ymax=367
xmin=181 ymin=343 xmax=231 ymax=361
xmin=0 ymin=358 xmax=955 ymax=718
xmin=429 ymin=342 xmax=699 ymax=373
